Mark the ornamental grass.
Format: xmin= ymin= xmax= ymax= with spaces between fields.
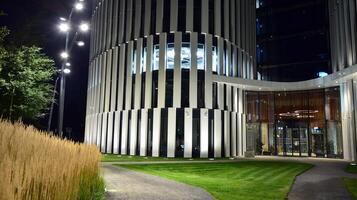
xmin=0 ymin=120 xmax=104 ymax=200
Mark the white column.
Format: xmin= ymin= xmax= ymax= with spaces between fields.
xmin=184 ymin=108 xmax=193 ymax=158
xmin=186 ymin=0 xmax=193 ymax=32
xmin=190 ymin=33 xmax=198 ymax=108
xmin=214 ymin=0 xmax=221 ymax=36
xmin=158 ymin=33 xmax=167 ymax=108
xmin=201 ymin=0 xmax=209 ymax=34
xmin=173 ymin=32 xmax=182 ymax=107
xmin=167 ymin=108 xmax=176 ymax=158
xmin=96 ymin=114 xmax=101 ymax=147
xmin=341 ymin=81 xmax=357 ymax=161
xmin=224 ymin=111 xmax=230 ymax=157
xmin=144 ymin=0 xmax=152 ymax=37
xmin=117 ymin=45 xmax=126 ymax=111
xmin=101 ymin=113 xmax=108 ymax=153
xmin=140 ymin=109 xmax=148 ymax=156
xmin=121 ymin=111 xmax=129 ymax=155
xmin=106 ymin=112 xmax=114 ymax=153
xmin=152 ymin=108 xmax=161 ymax=157
xmin=242 ymin=114 xmax=247 ymax=156
xmin=125 ymin=0 xmax=133 ymax=41
xmin=130 ymin=110 xmax=138 ymax=155
xmin=125 ymin=42 xmax=133 ymax=110
xmin=170 ymin=0 xmax=178 ymax=32
xmin=134 ymin=39 xmax=143 ymax=109
xmin=205 ymin=34 xmax=213 ymax=109
xmin=134 ymin=0 xmax=142 ymax=38
xmin=217 ymin=83 xmax=224 ymax=109
xmin=200 ymin=109 xmax=209 ymax=158
xmin=155 ymin=0 xmax=164 ymax=34
xmin=214 ymin=110 xmax=222 ymax=158
xmin=113 ymin=111 xmax=121 ymax=154
xmin=145 ymin=36 xmax=153 ymax=108
xmin=231 ymin=112 xmax=237 ymax=157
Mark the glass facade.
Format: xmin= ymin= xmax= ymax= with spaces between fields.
xmin=246 ymin=87 xmax=343 ymax=158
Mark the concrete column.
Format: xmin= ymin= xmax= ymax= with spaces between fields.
xmin=184 ymin=108 xmax=193 ymax=158
xmin=200 ymin=109 xmax=209 ymax=158
xmin=113 ymin=111 xmax=121 ymax=154
xmin=167 ymin=108 xmax=176 ymax=157
xmin=341 ymin=81 xmax=357 ymax=161
xmin=140 ymin=109 xmax=148 ymax=156
xmin=214 ymin=110 xmax=222 ymax=158
xmin=152 ymin=108 xmax=161 ymax=157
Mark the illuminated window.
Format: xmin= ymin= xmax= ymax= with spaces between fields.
xmin=153 ymin=45 xmax=159 ymax=71
xmin=197 ymin=44 xmax=205 ymax=70
xmin=318 ymin=72 xmax=328 ymax=77
xmin=141 ymin=47 xmax=147 ymax=73
xmin=212 ymin=46 xmax=217 ymax=72
xmin=150 ymin=43 xmax=217 ymax=71
xmin=132 ymin=50 xmax=136 ymax=74
xmin=167 ymin=43 xmax=175 ymax=69
xmin=181 ymin=43 xmax=191 ymax=69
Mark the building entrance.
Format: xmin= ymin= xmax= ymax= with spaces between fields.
xmin=276 ymin=121 xmax=309 ymax=157
xmin=245 ymin=88 xmax=343 ymax=159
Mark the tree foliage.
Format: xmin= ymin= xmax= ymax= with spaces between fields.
xmin=0 ymin=26 xmax=55 ymax=121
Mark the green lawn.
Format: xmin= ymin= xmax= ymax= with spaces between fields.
xmin=346 ymin=164 xmax=357 ymax=174
xmin=101 ymin=154 xmax=230 ymax=162
xmin=117 ymin=161 xmax=312 ymax=200
xmin=344 ymin=178 xmax=357 ymax=199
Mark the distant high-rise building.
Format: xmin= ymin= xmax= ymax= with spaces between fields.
xmin=256 ymin=0 xmax=330 ymax=81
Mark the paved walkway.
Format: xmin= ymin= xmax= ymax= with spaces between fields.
xmin=254 ymin=156 xmax=357 ymax=200
xmin=101 ymin=164 xmax=215 ymax=200
xmin=286 ymin=158 xmax=357 ymax=200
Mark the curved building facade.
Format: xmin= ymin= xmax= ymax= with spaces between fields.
xmin=85 ymin=0 xmax=357 ymax=161
xmin=85 ymin=0 xmax=257 ymax=158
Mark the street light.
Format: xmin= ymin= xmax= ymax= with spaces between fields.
xmin=58 ymin=22 xmax=70 ymax=33
xmin=60 ymin=51 xmax=69 ymax=59
xmin=63 ymin=68 xmax=71 ymax=74
xmin=51 ymin=2 xmax=89 ymax=137
xmin=74 ymin=2 xmax=84 ymax=11
xmin=79 ymin=22 xmax=89 ymax=32
xmin=77 ymin=41 xmax=85 ymax=47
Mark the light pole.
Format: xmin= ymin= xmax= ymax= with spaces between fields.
xmin=55 ymin=0 xmax=89 ymax=137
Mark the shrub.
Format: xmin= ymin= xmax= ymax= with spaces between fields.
xmin=0 ymin=120 xmax=105 ymax=200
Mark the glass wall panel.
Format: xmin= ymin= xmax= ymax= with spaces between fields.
xmin=167 ymin=43 xmax=175 ymax=69
xmin=245 ymin=87 xmax=342 ymax=158
xmin=325 ymin=87 xmax=343 ymax=158
xmin=309 ymin=90 xmax=325 ymax=157
xmin=259 ymin=92 xmax=275 ymax=155
xmin=181 ymin=43 xmax=191 ymax=69
xmin=197 ymin=44 xmax=205 ymax=70
xmin=153 ymin=45 xmax=160 ymax=70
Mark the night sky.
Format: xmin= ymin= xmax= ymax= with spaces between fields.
xmin=1 ymin=0 xmax=91 ymax=141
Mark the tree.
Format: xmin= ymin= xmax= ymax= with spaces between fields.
xmin=0 ymin=27 xmax=55 ymax=121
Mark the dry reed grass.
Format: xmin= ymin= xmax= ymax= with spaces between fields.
xmin=0 ymin=120 xmax=104 ymax=200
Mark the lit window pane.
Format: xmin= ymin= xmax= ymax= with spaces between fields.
xmin=142 ymin=48 xmax=147 ymax=73
xmin=167 ymin=43 xmax=175 ymax=69
xmin=181 ymin=43 xmax=191 ymax=69
xmin=212 ymin=46 xmax=217 ymax=72
xmin=153 ymin=45 xmax=159 ymax=71
xmin=197 ymin=44 xmax=205 ymax=70
xmin=132 ymin=50 xmax=136 ymax=74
